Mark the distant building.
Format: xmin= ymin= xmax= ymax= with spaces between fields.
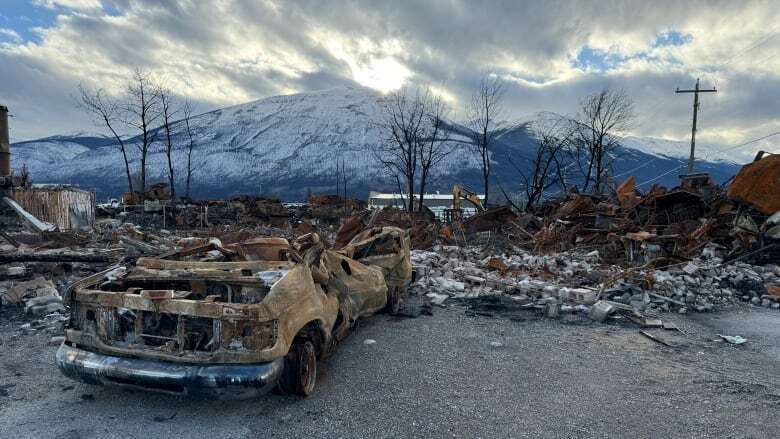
xmin=368 ymin=191 xmax=485 ymax=219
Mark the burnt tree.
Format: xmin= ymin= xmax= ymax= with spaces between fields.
xmin=513 ymin=113 xmax=573 ymax=211
xmin=467 ymin=75 xmax=505 ymax=207
xmin=375 ymin=87 xmax=428 ymax=212
xmin=573 ymin=88 xmax=634 ymax=193
xmin=182 ymin=100 xmax=196 ymax=200
xmin=123 ymin=68 xmax=161 ymax=194
xmin=77 ymin=85 xmax=134 ymax=193
xmin=159 ymin=86 xmax=178 ymax=204
xmin=416 ymin=94 xmax=453 ymax=211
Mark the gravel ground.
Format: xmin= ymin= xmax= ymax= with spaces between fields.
xmin=1 ymin=304 xmax=779 ymax=439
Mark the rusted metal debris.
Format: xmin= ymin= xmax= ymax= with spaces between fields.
xmin=123 ymin=182 xmax=171 ymax=205
xmin=0 ymin=252 xmax=113 ymax=264
xmin=728 ymin=154 xmax=780 ymax=215
xmin=514 ymin=164 xmax=778 ymax=266
xmin=308 ymin=194 xmax=367 ymax=210
xmin=324 ymin=161 xmax=776 ymax=264
xmin=462 ymin=206 xmax=518 ymax=234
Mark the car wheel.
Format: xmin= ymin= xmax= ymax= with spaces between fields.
xmin=278 ymin=338 xmax=317 ymax=396
xmin=385 ymin=286 xmax=401 ymax=315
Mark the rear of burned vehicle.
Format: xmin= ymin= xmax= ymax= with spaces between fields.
xmin=339 ymin=226 xmax=413 ymax=314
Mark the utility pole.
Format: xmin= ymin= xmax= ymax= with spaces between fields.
xmin=676 ymin=78 xmax=717 ymax=173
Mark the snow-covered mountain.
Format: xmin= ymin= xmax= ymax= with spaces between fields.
xmin=620 ymin=136 xmax=747 ymax=164
xmin=10 ymin=86 xmax=741 ymax=200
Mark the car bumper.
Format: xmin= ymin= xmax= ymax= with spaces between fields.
xmin=56 ymin=343 xmax=284 ymax=399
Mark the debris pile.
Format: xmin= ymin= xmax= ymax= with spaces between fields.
xmin=2 ymin=152 xmax=779 ymax=345
xmin=1 ymin=276 xmax=63 ymax=315
xmin=353 ymin=161 xmax=766 ymax=276
xmin=410 ymin=241 xmax=780 ymax=321
xmin=122 ymin=182 xmax=171 ymax=205
xmin=173 ymin=196 xmax=291 ymax=228
xmin=296 ymin=195 xmax=367 ymax=226
xmin=440 ymin=166 xmax=779 ymax=271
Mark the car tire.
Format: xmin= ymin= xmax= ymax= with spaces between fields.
xmin=278 ymin=338 xmax=317 ymax=396
xmin=385 ymin=286 xmax=402 ymax=315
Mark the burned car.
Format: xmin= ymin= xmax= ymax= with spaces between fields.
xmin=56 ymin=226 xmax=412 ymax=398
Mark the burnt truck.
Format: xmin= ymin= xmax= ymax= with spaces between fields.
xmin=56 ymin=227 xmax=412 ymax=398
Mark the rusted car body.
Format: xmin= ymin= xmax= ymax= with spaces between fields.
xmin=56 ymin=227 xmax=412 ymax=398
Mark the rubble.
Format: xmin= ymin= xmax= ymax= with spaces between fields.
xmin=718 ymin=334 xmax=748 ymax=345
xmin=408 ymin=236 xmax=780 ymax=323
xmin=122 ymin=182 xmax=171 ymax=205
xmin=1 ymin=276 xmax=60 ymax=308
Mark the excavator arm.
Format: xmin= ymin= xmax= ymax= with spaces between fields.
xmin=452 ymin=184 xmax=485 ymax=212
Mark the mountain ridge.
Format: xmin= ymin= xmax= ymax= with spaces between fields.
xmin=10 ymin=86 xmax=741 ymax=201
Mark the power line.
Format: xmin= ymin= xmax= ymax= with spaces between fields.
xmin=719 ymin=27 xmax=780 ymax=67
xmin=636 ymin=164 xmax=686 ymax=187
xmin=702 ymin=128 xmax=780 ymax=159
xmin=613 ymin=153 xmax=665 ymax=179
xmin=635 ymin=128 xmax=780 ymax=187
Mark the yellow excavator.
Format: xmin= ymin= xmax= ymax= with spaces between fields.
xmin=452 ymin=184 xmax=485 ymax=212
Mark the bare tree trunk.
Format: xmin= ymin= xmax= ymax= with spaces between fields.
xmin=139 ymin=147 xmax=147 ymax=194
xmin=120 ymin=141 xmax=133 ymax=192
xmin=182 ymin=100 xmax=195 ymax=199
xmin=417 ymin=95 xmax=454 ymax=212
xmin=574 ymin=89 xmax=634 ymax=193
xmin=468 ymin=76 xmax=505 ymax=208
xmin=482 ymin=152 xmax=490 ymax=206
xmin=159 ymin=86 xmax=177 ymax=206
xmin=394 ymin=174 xmax=406 ymax=211
xmin=407 ymin=168 xmax=415 ymax=212
xmin=124 ymin=68 xmax=161 ymax=196
xmin=77 ymin=84 xmax=134 ymax=193
xmin=417 ymin=170 xmax=427 ymax=212
xmin=373 ymin=86 xmax=429 ymax=213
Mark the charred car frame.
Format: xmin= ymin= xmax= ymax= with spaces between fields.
xmin=56 ymin=227 xmax=412 ymax=398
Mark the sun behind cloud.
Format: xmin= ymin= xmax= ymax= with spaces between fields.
xmin=351 ymin=56 xmax=411 ymax=93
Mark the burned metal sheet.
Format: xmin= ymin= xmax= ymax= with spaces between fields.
xmin=728 ymin=154 xmax=780 ymax=214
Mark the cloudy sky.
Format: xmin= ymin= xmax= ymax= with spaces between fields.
xmin=1 ymin=0 xmax=779 ymax=161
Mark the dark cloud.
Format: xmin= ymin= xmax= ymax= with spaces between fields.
xmin=0 ymin=0 xmax=777 ymax=160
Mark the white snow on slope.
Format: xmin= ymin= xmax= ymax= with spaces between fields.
xmin=12 ymin=86 xmax=477 ymax=188
xmin=620 ymin=136 xmax=744 ymax=164
xmin=12 ymin=140 xmax=90 ymax=166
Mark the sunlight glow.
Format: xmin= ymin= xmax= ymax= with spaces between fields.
xmin=351 ymin=56 xmax=411 ymax=93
